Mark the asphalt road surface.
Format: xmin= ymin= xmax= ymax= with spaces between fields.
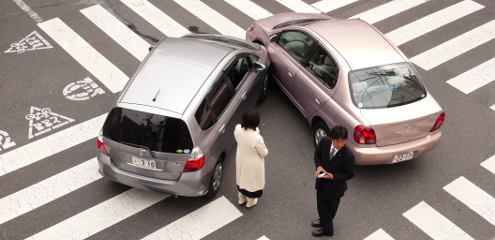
xmin=0 ymin=0 xmax=494 ymax=239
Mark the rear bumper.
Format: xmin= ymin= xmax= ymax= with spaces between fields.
xmin=352 ymin=131 xmax=442 ymax=165
xmin=97 ymin=153 xmax=209 ymax=197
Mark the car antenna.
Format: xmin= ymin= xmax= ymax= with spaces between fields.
xmin=152 ymin=89 xmax=161 ymax=102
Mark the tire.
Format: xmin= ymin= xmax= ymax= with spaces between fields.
xmin=205 ymin=159 xmax=224 ymax=198
xmin=313 ymin=121 xmax=330 ymax=147
xmin=257 ymin=73 xmax=270 ymax=103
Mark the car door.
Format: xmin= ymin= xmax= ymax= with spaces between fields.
xmin=268 ymin=30 xmax=314 ymax=112
xmin=290 ymin=43 xmax=339 ymax=118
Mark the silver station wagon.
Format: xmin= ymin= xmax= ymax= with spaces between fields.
xmin=97 ymin=34 xmax=270 ymax=197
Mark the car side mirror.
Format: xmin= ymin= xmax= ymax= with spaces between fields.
xmin=148 ymin=46 xmax=154 ymax=51
xmin=269 ymin=34 xmax=278 ymax=43
xmin=253 ymin=62 xmax=266 ymax=72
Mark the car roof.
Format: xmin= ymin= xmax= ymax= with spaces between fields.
xmin=120 ymin=37 xmax=233 ymax=115
xmin=306 ymin=19 xmax=405 ymax=70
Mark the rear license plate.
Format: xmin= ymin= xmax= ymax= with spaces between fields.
xmin=131 ymin=156 xmax=157 ymax=170
xmin=392 ymin=152 xmax=414 ymax=163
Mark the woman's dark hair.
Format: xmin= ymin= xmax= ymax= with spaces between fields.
xmin=241 ymin=110 xmax=260 ymax=130
xmin=330 ymin=126 xmax=348 ymax=140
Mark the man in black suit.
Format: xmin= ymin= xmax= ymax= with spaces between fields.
xmin=311 ymin=126 xmax=355 ymax=237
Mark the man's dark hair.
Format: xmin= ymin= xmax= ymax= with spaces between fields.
xmin=241 ymin=110 xmax=260 ymax=130
xmin=330 ymin=126 xmax=348 ymax=140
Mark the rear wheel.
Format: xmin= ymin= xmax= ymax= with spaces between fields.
xmin=205 ymin=159 xmax=223 ymax=198
xmin=313 ymin=121 xmax=330 ymax=147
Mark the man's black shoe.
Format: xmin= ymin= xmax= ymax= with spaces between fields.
xmin=312 ymin=229 xmax=333 ymax=237
xmin=311 ymin=219 xmax=321 ymax=228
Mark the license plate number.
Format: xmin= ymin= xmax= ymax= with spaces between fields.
xmin=393 ymin=152 xmax=414 ymax=163
xmin=131 ymin=156 xmax=157 ymax=170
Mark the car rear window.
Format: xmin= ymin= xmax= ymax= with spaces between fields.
xmin=103 ymin=107 xmax=193 ymax=153
xmin=349 ymin=63 xmax=426 ymax=109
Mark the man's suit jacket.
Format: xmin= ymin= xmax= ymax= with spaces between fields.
xmin=314 ymin=136 xmax=355 ymax=199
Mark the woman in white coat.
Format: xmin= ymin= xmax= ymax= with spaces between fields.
xmin=234 ymin=110 xmax=268 ymax=208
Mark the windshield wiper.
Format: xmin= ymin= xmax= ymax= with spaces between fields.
xmin=120 ymin=141 xmax=155 ymax=157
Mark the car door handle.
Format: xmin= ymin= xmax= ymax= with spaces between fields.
xmin=315 ymin=98 xmax=320 ymax=104
xmin=288 ymin=72 xmax=293 ymax=77
xmin=241 ymin=92 xmax=247 ymax=100
xmin=219 ymin=124 xmax=226 ymax=134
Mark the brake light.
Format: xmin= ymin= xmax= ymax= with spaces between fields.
xmin=184 ymin=147 xmax=204 ymax=172
xmin=97 ymin=133 xmax=109 ymax=156
xmin=354 ymin=125 xmax=376 ymax=144
xmin=430 ymin=112 xmax=446 ymax=132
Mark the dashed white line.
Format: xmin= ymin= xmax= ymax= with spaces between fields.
xmin=275 ymin=0 xmax=320 ymax=13
xmin=81 ymin=4 xmax=151 ymax=61
xmin=446 ymin=57 xmax=495 ymax=94
xmin=224 ymin=0 xmax=272 ymax=20
xmin=363 ymin=228 xmax=396 ymax=240
xmin=386 ymin=0 xmax=484 ymax=46
xmin=0 ymin=114 xmax=106 ymax=178
xmin=403 ymin=201 xmax=474 ymax=240
xmin=312 ymin=0 xmax=359 ymax=13
xmin=26 ymin=188 xmax=168 ymax=240
xmin=38 ymin=18 xmax=129 ymax=93
xmin=0 ymin=159 xmax=101 ymax=225
xmin=410 ymin=19 xmax=495 ymax=71
xmin=444 ymin=176 xmax=495 ymax=226
xmin=351 ymin=0 xmax=430 ymax=24
xmin=121 ymin=0 xmax=190 ymax=37
xmin=141 ymin=196 xmax=242 ymax=240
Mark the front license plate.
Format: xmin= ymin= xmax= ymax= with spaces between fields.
xmin=131 ymin=156 xmax=157 ymax=170
xmin=392 ymin=152 xmax=414 ymax=163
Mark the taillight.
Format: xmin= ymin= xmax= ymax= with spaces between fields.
xmin=430 ymin=112 xmax=445 ymax=132
xmin=184 ymin=147 xmax=204 ymax=172
xmin=354 ymin=125 xmax=376 ymax=144
xmin=97 ymin=132 xmax=109 ymax=156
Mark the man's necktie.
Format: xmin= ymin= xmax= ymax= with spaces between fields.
xmin=330 ymin=148 xmax=336 ymax=161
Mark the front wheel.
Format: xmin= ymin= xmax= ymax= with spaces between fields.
xmin=313 ymin=121 xmax=330 ymax=147
xmin=205 ymin=160 xmax=223 ymax=198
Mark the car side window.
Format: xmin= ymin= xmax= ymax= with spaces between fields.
xmin=195 ymin=75 xmax=235 ymax=130
xmin=277 ymin=31 xmax=314 ymax=63
xmin=305 ymin=45 xmax=339 ymax=89
xmin=225 ymin=56 xmax=252 ymax=90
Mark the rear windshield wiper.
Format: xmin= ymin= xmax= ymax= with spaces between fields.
xmin=120 ymin=141 xmax=155 ymax=157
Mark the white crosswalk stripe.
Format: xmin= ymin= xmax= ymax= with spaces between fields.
xmin=121 ymin=0 xmax=189 ymax=37
xmin=257 ymin=235 xmax=270 ymax=240
xmin=363 ymin=228 xmax=395 ymax=240
xmin=174 ymin=0 xmax=245 ymax=39
xmin=275 ymin=0 xmax=320 ymax=13
xmin=81 ymin=4 xmax=151 ymax=61
xmin=0 ymin=159 xmax=101 ymax=225
xmin=0 ymin=114 xmax=106 ymax=177
xmin=351 ymin=0 xmax=431 ymax=24
xmin=491 ymin=104 xmax=495 ymax=111
xmin=446 ymin=57 xmax=495 ymax=94
xmin=142 ymin=196 xmax=242 ymax=240
xmin=481 ymin=154 xmax=495 ymax=175
xmin=385 ymin=0 xmax=484 ymax=46
xmin=410 ymin=19 xmax=495 ymax=71
xmin=403 ymin=201 xmax=474 ymax=240
xmin=444 ymin=176 xmax=495 ymax=226
xmin=224 ymin=0 xmax=272 ymax=20
xmin=38 ymin=18 xmax=129 ymax=93
xmin=312 ymin=0 xmax=359 ymax=13
xmin=26 ymin=188 xmax=169 ymax=240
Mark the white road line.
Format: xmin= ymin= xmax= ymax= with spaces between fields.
xmin=444 ymin=176 xmax=495 ymax=226
xmin=257 ymin=236 xmax=270 ymax=240
xmin=81 ymin=4 xmax=151 ymax=61
xmin=275 ymin=0 xmax=320 ymax=13
xmin=351 ymin=0 xmax=430 ymax=25
xmin=224 ymin=0 xmax=272 ymax=20
xmin=481 ymin=155 xmax=495 ymax=174
xmin=0 ymin=159 xmax=101 ymax=225
xmin=0 ymin=114 xmax=106 ymax=177
xmin=386 ymin=0 xmax=484 ymax=46
xmin=38 ymin=18 xmax=128 ymax=93
xmin=363 ymin=228 xmax=396 ymax=240
xmin=312 ymin=0 xmax=359 ymax=13
xmin=27 ymin=188 xmax=168 ymax=240
xmin=11 ymin=0 xmax=43 ymax=23
xmin=410 ymin=19 xmax=495 ymax=71
xmin=142 ymin=196 xmax=242 ymax=240
xmin=121 ymin=0 xmax=189 ymax=37
xmin=174 ymin=0 xmax=245 ymax=39
xmin=491 ymin=104 xmax=495 ymax=111
xmin=403 ymin=201 xmax=474 ymax=240
xmin=446 ymin=57 xmax=495 ymax=94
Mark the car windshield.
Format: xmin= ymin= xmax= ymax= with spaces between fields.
xmin=184 ymin=35 xmax=257 ymax=50
xmin=349 ymin=63 xmax=426 ymax=109
xmin=103 ymin=107 xmax=193 ymax=153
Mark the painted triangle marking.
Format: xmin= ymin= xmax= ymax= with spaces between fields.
xmin=5 ymin=31 xmax=53 ymax=54
xmin=0 ymin=130 xmax=16 ymax=151
xmin=25 ymin=107 xmax=75 ymax=139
